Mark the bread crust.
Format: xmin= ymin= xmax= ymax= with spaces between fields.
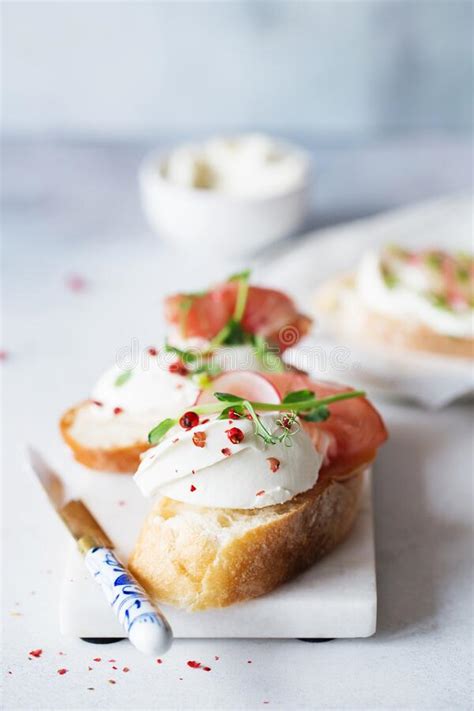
xmin=129 ymin=468 xmax=365 ymax=611
xmin=59 ymin=403 xmax=149 ymax=473
xmin=315 ymin=274 xmax=474 ymax=359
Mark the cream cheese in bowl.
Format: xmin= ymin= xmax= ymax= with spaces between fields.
xmin=163 ymin=134 xmax=309 ymax=199
xmin=140 ymin=133 xmax=311 ymax=255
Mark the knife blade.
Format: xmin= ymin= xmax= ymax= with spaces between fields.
xmin=28 ymin=446 xmax=113 ymax=550
xmin=27 ymin=446 xmax=173 ymax=655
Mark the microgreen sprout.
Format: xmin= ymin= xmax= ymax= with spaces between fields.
xmin=207 ymin=270 xmax=252 ymax=350
xmin=114 ymin=370 xmax=133 ymax=387
xmin=147 ymin=388 xmax=365 ymax=446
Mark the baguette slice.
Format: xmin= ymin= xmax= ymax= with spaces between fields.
xmin=60 ymin=403 xmax=149 ymax=473
xmin=315 ymin=274 xmax=474 ymax=359
xmin=129 ymin=467 xmax=366 ymax=611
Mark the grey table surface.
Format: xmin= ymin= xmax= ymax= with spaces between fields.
xmin=1 ymin=136 xmax=473 ymax=710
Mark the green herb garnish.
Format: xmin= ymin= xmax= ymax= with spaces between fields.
xmin=244 ymin=400 xmax=279 ymax=444
xmin=424 ymin=252 xmax=443 ymax=270
xmin=282 ymin=389 xmax=330 ymax=421
xmin=148 ymin=418 xmax=177 ymax=445
xmin=191 ymin=363 xmax=223 ymax=388
xmin=164 ymin=343 xmax=223 ymax=382
xmin=275 ymin=412 xmax=300 ymax=442
xmin=146 ymin=389 xmax=365 ymax=446
xmin=214 ymin=391 xmax=246 ymax=403
xmin=381 ymin=265 xmax=399 ymax=290
xmin=209 ymin=319 xmax=248 ymax=348
xmin=253 ymin=334 xmax=285 ymax=373
xmin=114 ymin=370 xmax=133 ymax=387
xmin=217 ymin=403 xmax=246 ymax=420
xmin=207 ymin=270 xmax=252 ymax=349
xmin=428 ymin=292 xmax=451 ymax=311
xmin=300 ymin=406 xmax=330 ymax=422
xmin=228 ymin=269 xmax=252 ymax=283
xmin=164 ymin=343 xmax=198 ymax=365
xmin=191 ymin=372 xmax=212 ymax=389
xmin=231 ymin=271 xmax=251 ymax=322
xmin=282 ymin=389 xmax=314 ymax=404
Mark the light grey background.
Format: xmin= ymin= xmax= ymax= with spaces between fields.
xmin=2 ymin=4 xmax=474 ymax=710
xmin=2 ymin=0 xmax=473 ymax=138
xmin=2 ymin=141 xmax=473 ymax=710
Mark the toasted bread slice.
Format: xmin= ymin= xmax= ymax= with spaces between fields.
xmin=60 ymin=402 xmax=149 ymax=473
xmin=129 ymin=467 xmax=365 ymax=611
xmin=315 ymin=274 xmax=474 ymax=359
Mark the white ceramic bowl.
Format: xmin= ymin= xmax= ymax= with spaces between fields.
xmin=139 ymin=142 xmax=311 ymax=256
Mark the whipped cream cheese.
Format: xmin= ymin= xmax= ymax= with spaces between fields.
xmin=135 ymin=415 xmax=324 ymax=509
xmin=163 ymin=134 xmax=308 ymax=199
xmin=357 ymin=250 xmax=474 ymax=339
xmin=69 ymin=361 xmax=199 ymax=449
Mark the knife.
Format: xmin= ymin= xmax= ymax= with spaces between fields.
xmin=27 ymin=446 xmax=173 ymax=656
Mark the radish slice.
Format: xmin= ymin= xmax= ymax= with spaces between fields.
xmin=196 ymin=371 xmax=281 ymax=406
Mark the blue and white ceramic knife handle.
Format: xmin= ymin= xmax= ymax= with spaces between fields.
xmin=84 ymin=546 xmax=173 ymax=656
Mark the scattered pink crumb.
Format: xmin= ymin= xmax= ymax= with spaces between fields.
xmin=29 ymin=649 xmax=42 ymax=658
xmin=88 ymin=666 xmax=93 ymax=671
xmin=156 ymin=658 xmax=163 ymax=664
xmin=57 ymin=668 xmax=68 ymax=675
xmin=66 ymin=274 xmax=87 ymax=292
xmin=0 ymin=350 xmax=9 ymax=362
xmin=108 ymin=679 xmax=116 ymax=685
xmin=108 ymin=659 xmax=116 ymax=663
xmin=112 ymin=666 xmax=118 ymax=670
xmin=122 ymin=667 xmax=130 ymax=673
xmin=93 ymin=657 xmax=101 ymax=662
xmin=187 ymin=660 xmax=211 ymax=671
xmin=58 ymin=651 xmax=65 ymax=656
xmin=118 ymin=500 xmax=126 ymax=507
xmin=214 ymin=656 xmax=220 ymax=661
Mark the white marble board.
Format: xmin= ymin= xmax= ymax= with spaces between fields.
xmin=59 ymin=467 xmax=376 ymax=639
